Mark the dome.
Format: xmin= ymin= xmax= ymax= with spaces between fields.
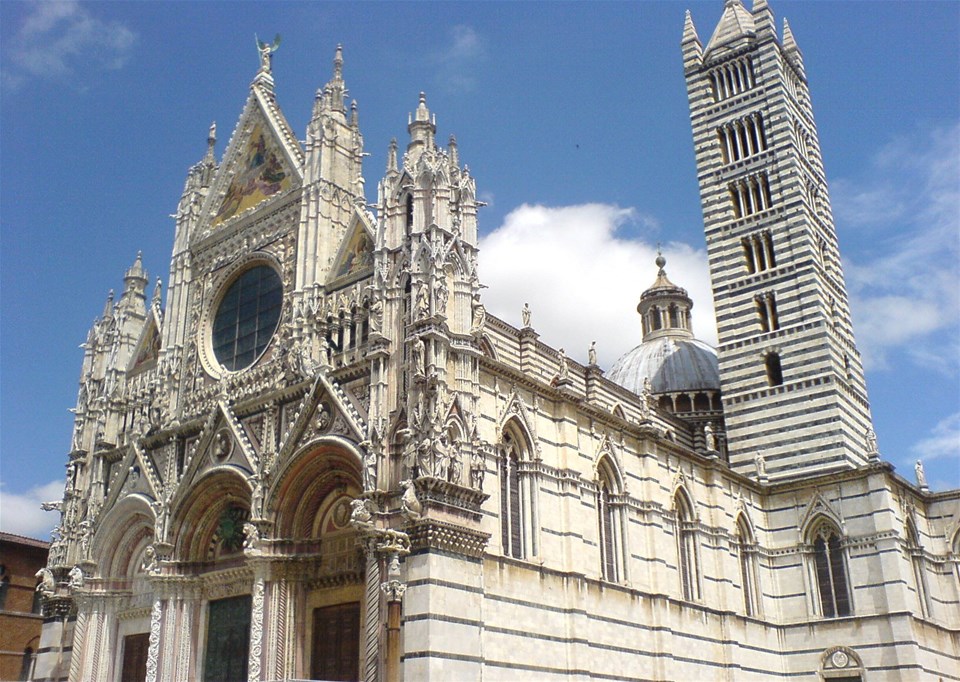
xmin=607 ymin=336 xmax=720 ymax=394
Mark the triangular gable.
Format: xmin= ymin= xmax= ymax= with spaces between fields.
xmin=128 ymin=309 xmax=162 ymax=375
xmin=201 ymin=88 xmax=303 ymax=231
xmin=175 ymin=402 xmax=258 ymax=502
xmin=276 ymin=368 xmax=367 ymax=461
xmin=103 ymin=442 xmax=162 ymax=513
xmin=329 ymin=209 xmax=376 ymax=285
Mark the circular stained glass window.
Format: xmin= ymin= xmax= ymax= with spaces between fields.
xmin=212 ymin=265 xmax=282 ymax=372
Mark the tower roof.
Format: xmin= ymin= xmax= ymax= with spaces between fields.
xmin=704 ymin=0 xmax=756 ymax=57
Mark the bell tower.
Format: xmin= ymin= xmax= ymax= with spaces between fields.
xmin=683 ymin=0 xmax=874 ymax=481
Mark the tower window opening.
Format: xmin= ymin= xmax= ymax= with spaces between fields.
xmin=765 ymin=352 xmax=784 ymax=386
xmin=500 ymin=433 xmax=524 ymax=559
xmin=757 ymin=294 xmax=779 ymax=332
xmin=710 ymin=58 xmax=755 ymax=102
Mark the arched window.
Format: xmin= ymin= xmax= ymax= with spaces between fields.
xmin=811 ymin=523 xmax=851 ymax=617
xmin=19 ymin=647 xmax=35 ymax=681
xmin=597 ymin=459 xmax=624 ymax=583
xmin=736 ymin=516 xmax=760 ymax=616
xmin=675 ymin=490 xmax=701 ymax=601
xmin=499 ymin=431 xmax=524 ymax=559
xmin=906 ymin=520 xmax=931 ymax=618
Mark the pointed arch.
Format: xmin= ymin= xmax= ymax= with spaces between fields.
xmin=170 ymin=466 xmax=252 ymax=562
xmin=269 ymin=436 xmax=363 ymax=539
xmin=596 ymin=455 xmax=626 ymax=583
xmin=499 ymin=418 xmax=537 ymax=559
xmin=735 ymin=511 xmax=761 ymax=616
xmin=674 ymin=487 xmax=701 ymax=601
xmin=807 ymin=518 xmax=851 ymax=618
xmin=612 ymin=404 xmax=626 ymax=421
xmin=904 ymin=516 xmax=932 ymax=617
xmin=91 ymin=494 xmax=156 ymax=579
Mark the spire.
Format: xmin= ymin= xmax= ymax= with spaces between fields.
xmin=152 ymin=277 xmax=163 ymax=309
xmin=751 ymin=0 xmax=776 ymax=37
xmin=386 ymin=137 xmax=398 ymax=173
xmin=682 ymin=10 xmax=701 ymax=46
xmin=407 ymin=92 xmax=437 ymax=153
xmin=448 ymin=134 xmax=459 ymax=169
xmin=124 ymin=252 xmax=148 ymax=291
xmin=205 ymin=121 xmax=217 ymax=163
xmin=321 ymin=44 xmax=347 ymax=115
xmin=782 ymin=18 xmax=806 ymax=78
xmin=704 ymin=0 xmax=756 ymax=58
xmin=102 ymin=290 xmax=115 ymax=319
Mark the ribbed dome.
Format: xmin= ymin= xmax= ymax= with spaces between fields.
xmin=608 ymin=337 xmax=720 ymax=395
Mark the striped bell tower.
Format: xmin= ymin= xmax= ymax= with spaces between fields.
xmin=682 ymin=0 xmax=874 ymax=481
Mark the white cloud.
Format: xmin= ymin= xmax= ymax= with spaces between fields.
xmin=912 ymin=412 xmax=960 ymax=463
xmin=478 ymin=203 xmax=715 ymax=369
xmin=0 ymin=479 xmax=64 ymax=539
xmin=837 ymin=122 xmax=960 ymax=371
xmin=2 ymin=0 xmax=137 ymax=90
xmin=433 ymin=25 xmax=485 ymax=94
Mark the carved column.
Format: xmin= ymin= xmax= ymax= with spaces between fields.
xmin=248 ymin=575 xmax=266 ymax=682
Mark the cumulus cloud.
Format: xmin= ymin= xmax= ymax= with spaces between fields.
xmin=836 ymin=122 xmax=960 ymax=372
xmin=912 ymin=412 xmax=960 ymax=463
xmin=0 ymin=479 xmax=64 ymax=539
xmin=478 ymin=203 xmax=715 ymax=369
xmin=433 ymin=25 xmax=485 ymax=94
xmin=1 ymin=0 xmax=137 ymax=90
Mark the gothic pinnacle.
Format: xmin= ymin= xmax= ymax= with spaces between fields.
xmin=387 ymin=138 xmax=398 ymax=173
xmin=206 ymin=121 xmax=217 ymax=162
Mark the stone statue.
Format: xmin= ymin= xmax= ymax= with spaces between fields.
xmin=416 ymin=283 xmax=430 ymax=318
xmin=435 ymin=276 xmax=449 ymax=315
xmin=255 ymin=33 xmax=281 ymax=72
xmin=470 ymin=449 xmax=485 ymax=490
xmin=411 ymin=337 xmax=425 ymax=377
xmin=141 ymin=544 xmax=159 ymax=575
xmin=557 ymin=348 xmax=569 ymax=381
xmin=369 ymin=295 xmax=383 ymax=333
xmin=522 ymin=302 xmax=532 ymax=328
xmin=915 ymin=459 xmax=928 ymax=489
xmin=588 ymin=341 xmax=597 ymax=366
xmin=349 ymin=498 xmax=373 ymax=529
xmin=35 ymin=568 xmax=55 ymax=597
xmin=242 ymin=521 xmax=261 ymax=552
xmin=865 ymin=428 xmax=878 ymax=455
xmin=400 ymin=479 xmax=422 ymax=520
xmin=68 ymin=566 xmax=84 ymax=590
xmin=754 ymin=451 xmax=766 ymax=478
xmin=704 ymin=423 xmax=717 ymax=453
xmin=471 ymin=294 xmax=486 ymax=334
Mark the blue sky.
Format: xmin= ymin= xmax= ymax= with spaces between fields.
xmin=1 ymin=1 xmax=957 ymax=538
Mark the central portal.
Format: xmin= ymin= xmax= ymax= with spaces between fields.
xmin=203 ymin=595 xmax=252 ymax=682
xmin=311 ymin=601 xmax=361 ymax=681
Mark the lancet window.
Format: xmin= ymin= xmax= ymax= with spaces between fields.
xmin=499 ymin=429 xmax=531 ymax=559
xmin=810 ymin=523 xmax=851 ymax=618
xmin=675 ymin=490 xmax=701 ymax=601
xmin=906 ymin=520 xmax=931 ymax=618
xmin=597 ymin=459 xmax=624 ymax=583
xmin=709 ymin=56 xmax=755 ymax=102
xmin=736 ymin=516 xmax=761 ymax=617
xmin=717 ymin=114 xmax=767 ymax=164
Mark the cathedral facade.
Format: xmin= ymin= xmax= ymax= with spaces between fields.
xmin=34 ymin=2 xmax=960 ymax=681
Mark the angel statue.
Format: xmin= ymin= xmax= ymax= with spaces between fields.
xmin=256 ymin=34 xmax=281 ymax=72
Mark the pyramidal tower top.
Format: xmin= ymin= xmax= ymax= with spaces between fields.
xmin=683 ymin=1 xmax=874 ymax=482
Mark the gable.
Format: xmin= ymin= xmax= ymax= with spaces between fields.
xmin=201 ymin=90 xmax=303 ymax=232
xmin=128 ymin=310 xmax=162 ymax=375
xmin=329 ymin=211 xmax=375 ymax=285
